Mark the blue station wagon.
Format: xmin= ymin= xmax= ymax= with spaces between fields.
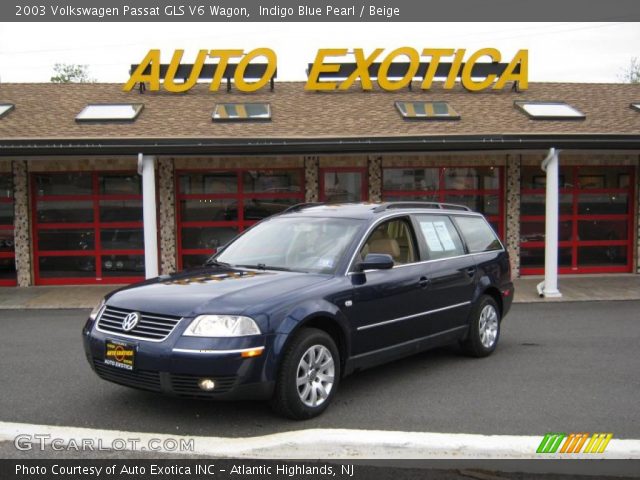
xmin=83 ymin=202 xmax=514 ymax=419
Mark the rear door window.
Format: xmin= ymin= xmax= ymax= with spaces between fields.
xmin=454 ymin=215 xmax=502 ymax=253
xmin=415 ymin=215 xmax=465 ymax=260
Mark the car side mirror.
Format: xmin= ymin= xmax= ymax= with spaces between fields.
xmin=356 ymin=253 xmax=394 ymax=272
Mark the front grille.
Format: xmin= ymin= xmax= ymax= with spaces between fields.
xmin=93 ymin=360 xmax=161 ymax=392
xmin=171 ymin=374 xmax=238 ymax=398
xmin=97 ymin=306 xmax=182 ymax=341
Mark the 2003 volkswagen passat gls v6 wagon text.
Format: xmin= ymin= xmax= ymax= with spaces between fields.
xmin=83 ymin=202 xmax=514 ymax=419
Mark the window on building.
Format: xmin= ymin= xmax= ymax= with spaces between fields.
xmin=0 ymin=104 xmax=15 ymax=119
xmin=176 ymin=169 xmax=304 ymax=269
xmin=514 ymin=101 xmax=585 ymax=120
xmin=32 ymin=172 xmax=144 ymax=284
xmin=76 ymin=104 xmax=144 ymax=122
xmin=0 ymin=173 xmax=16 ymax=286
xmin=212 ymin=103 xmax=271 ymax=121
xmin=520 ymin=165 xmax=634 ymax=275
xmin=382 ymin=166 xmax=504 ymax=238
xmin=395 ymin=101 xmax=460 ymax=120
xmin=320 ymin=168 xmax=367 ymax=203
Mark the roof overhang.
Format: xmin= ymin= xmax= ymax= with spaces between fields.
xmin=1 ymin=134 xmax=639 ymax=157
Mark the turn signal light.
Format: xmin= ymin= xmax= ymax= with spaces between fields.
xmin=241 ymin=347 xmax=264 ymax=358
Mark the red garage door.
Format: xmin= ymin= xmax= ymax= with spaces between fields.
xmin=32 ymin=172 xmax=145 ymax=285
xmin=382 ymin=166 xmax=504 ymax=238
xmin=520 ymin=165 xmax=635 ymax=274
xmin=176 ymin=168 xmax=304 ymax=269
xmin=0 ymin=173 xmax=16 ymax=286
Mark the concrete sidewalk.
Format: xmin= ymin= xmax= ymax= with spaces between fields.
xmin=513 ymin=274 xmax=640 ymax=303
xmin=0 ymin=275 xmax=638 ymax=309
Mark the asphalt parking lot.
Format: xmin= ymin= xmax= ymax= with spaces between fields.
xmin=0 ymin=301 xmax=638 ymax=439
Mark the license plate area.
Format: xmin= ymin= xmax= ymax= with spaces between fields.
xmin=104 ymin=339 xmax=136 ymax=371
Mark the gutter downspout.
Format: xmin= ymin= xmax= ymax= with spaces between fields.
xmin=138 ymin=153 xmax=159 ymax=279
xmin=536 ymin=148 xmax=562 ymax=298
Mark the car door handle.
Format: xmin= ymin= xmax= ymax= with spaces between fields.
xmin=464 ymin=267 xmax=477 ymax=277
xmin=418 ymin=276 xmax=430 ymax=288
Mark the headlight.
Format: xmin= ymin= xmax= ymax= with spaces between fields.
xmin=89 ymin=298 xmax=106 ymax=321
xmin=183 ymin=315 xmax=260 ymax=337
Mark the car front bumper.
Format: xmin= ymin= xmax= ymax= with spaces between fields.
xmin=83 ymin=320 xmax=275 ymax=401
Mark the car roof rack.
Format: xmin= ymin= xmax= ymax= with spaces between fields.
xmin=373 ymin=202 xmax=471 ymax=213
xmin=282 ymin=202 xmax=324 ymax=213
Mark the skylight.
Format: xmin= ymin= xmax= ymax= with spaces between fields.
xmin=0 ymin=104 xmax=15 ymax=119
xmin=515 ymin=101 xmax=585 ymax=120
xmin=212 ymin=103 xmax=271 ymax=121
xmin=76 ymin=104 xmax=144 ymax=122
xmin=395 ymin=101 xmax=460 ymax=120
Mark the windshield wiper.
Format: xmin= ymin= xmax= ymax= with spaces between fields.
xmin=235 ymin=264 xmax=294 ymax=272
xmin=204 ymin=259 xmax=232 ymax=268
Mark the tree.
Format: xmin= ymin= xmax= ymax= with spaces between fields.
xmin=50 ymin=63 xmax=95 ymax=83
xmin=619 ymin=57 xmax=640 ymax=84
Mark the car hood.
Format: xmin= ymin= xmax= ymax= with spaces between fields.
xmin=106 ymin=267 xmax=330 ymax=317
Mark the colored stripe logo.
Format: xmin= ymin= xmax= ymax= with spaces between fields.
xmin=537 ymin=433 xmax=613 ymax=454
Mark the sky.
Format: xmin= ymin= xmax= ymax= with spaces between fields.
xmin=0 ymin=22 xmax=638 ymax=83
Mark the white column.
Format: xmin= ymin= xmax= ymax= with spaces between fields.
xmin=138 ymin=154 xmax=159 ymax=279
xmin=537 ymin=148 xmax=562 ymax=298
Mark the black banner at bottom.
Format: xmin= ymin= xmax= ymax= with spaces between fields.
xmin=2 ymin=459 xmax=640 ymax=480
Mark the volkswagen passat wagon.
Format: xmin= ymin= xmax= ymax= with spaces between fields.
xmin=83 ymin=202 xmax=514 ymax=419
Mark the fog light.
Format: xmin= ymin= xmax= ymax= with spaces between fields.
xmin=198 ymin=378 xmax=215 ymax=391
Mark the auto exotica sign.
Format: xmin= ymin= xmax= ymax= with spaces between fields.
xmin=124 ymin=47 xmax=528 ymax=93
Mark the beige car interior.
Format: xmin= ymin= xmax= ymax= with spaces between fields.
xmin=359 ymin=218 xmax=416 ymax=265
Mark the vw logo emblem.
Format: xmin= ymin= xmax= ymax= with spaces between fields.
xmin=122 ymin=312 xmax=140 ymax=332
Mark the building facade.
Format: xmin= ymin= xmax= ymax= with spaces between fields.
xmin=0 ymin=81 xmax=638 ymax=286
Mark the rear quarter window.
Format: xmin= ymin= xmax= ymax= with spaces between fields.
xmin=454 ymin=216 xmax=502 ymax=253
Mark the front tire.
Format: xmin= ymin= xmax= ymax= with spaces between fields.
xmin=270 ymin=328 xmax=340 ymax=420
xmin=461 ymin=295 xmax=500 ymax=357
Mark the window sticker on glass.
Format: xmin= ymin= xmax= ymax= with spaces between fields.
xmin=433 ymin=221 xmax=456 ymax=251
xmin=420 ymin=221 xmax=457 ymax=252
xmin=315 ymin=258 xmax=335 ymax=269
xmin=420 ymin=222 xmax=444 ymax=252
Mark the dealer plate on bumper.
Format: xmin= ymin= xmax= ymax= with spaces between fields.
xmin=104 ymin=339 xmax=136 ymax=371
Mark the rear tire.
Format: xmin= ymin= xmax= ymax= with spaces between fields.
xmin=270 ymin=328 xmax=340 ymax=420
xmin=461 ymin=295 xmax=500 ymax=357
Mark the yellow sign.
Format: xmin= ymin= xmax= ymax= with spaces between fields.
xmin=123 ymin=48 xmax=277 ymax=92
xmin=124 ymin=47 xmax=527 ymax=93
xmin=305 ymin=48 xmax=528 ymax=91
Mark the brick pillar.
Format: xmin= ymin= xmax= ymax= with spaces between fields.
xmin=505 ymin=154 xmax=521 ymax=277
xmin=368 ymin=156 xmax=382 ymax=202
xmin=158 ymin=157 xmax=177 ymax=275
xmin=12 ymin=160 xmax=32 ymax=286
xmin=304 ymin=156 xmax=319 ymax=202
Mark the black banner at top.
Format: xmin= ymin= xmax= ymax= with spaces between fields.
xmin=5 ymin=0 xmax=640 ymax=21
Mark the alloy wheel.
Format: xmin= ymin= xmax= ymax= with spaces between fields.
xmin=296 ymin=344 xmax=335 ymax=408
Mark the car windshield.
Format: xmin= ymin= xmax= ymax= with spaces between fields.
xmin=213 ymin=216 xmax=363 ymax=274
